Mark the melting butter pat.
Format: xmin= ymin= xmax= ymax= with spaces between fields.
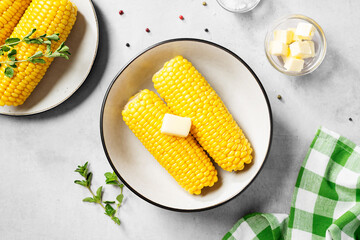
xmin=274 ymin=29 xmax=294 ymax=44
xmin=161 ymin=113 xmax=192 ymax=137
xmin=295 ymin=22 xmax=315 ymax=40
xmin=289 ymin=41 xmax=315 ymax=59
xmin=269 ymin=41 xmax=289 ymax=56
xmin=284 ymin=57 xmax=304 ymax=72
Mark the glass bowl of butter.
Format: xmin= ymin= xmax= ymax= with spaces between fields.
xmin=265 ymin=14 xmax=327 ymax=76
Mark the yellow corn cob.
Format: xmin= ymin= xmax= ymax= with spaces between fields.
xmin=0 ymin=0 xmax=32 ymax=45
xmin=0 ymin=0 xmax=77 ymax=106
xmin=122 ymin=89 xmax=218 ymax=195
xmin=153 ymin=56 xmax=253 ymax=172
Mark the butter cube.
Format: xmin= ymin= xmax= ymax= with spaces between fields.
xmin=161 ymin=113 xmax=191 ymax=137
xmin=274 ymin=29 xmax=294 ymax=44
xmin=289 ymin=41 xmax=314 ymax=59
xmin=305 ymin=41 xmax=315 ymax=58
xmin=269 ymin=41 xmax=288 ymax=56
xmin=284 ymin=57 xmax=304 ymax=72
xmin=288 ymin=28 xmax=301 ymax=42
xmin=295 ymin=22 xmax=315 ymax=40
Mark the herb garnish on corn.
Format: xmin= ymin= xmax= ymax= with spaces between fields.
xmin=122 ymin=89 xmax=218 ymax=195
xmin=0 ymin=29 xmax=71 ymax=78
xmin=0 ymin=0 xmax=77 ymax=106
xmin=153 ymin=56 xmax=253 ymax=172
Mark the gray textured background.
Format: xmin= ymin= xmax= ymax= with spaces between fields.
xmin=1 ymin=0 xmax=359 ymax=239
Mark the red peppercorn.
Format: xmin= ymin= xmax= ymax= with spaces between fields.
xmin=119 ymin=10 xmax=124 ymax=15
xmin=145 ymin=28 xmax=150 ymax=33
xmin=179 ymin=15 xmax=184 ymax=20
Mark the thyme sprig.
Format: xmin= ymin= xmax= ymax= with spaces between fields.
xmin=74 ymin=162 xmax=124 ymax=225
xmin=0 ymin=28 xmax=71 ymax=78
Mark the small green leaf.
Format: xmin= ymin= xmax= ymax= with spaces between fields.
xmin=28 ymin=39 xmax=43 ymax=44
xmin=96 ymin=186 xmax=103 ymax=200
xmin=55 ymin=42 xmax=65 ymax=52
xmin=8 ymin=49 xmax=16 ymax=57
xmin=58 ymin=45 xmax=69 ymax=53
xmin=60 ymin=53 xmax=69 ymax=60
xmin=74 ymin=180 xmax=87 ymax=187
xmin=2 ymin=46 xmax=10 ymax=52
xmin=82 ymin=197 xmax=95 ymax=203
xmin=29 ymin=58 xmax=46 ymax=64
xmin=104 ymin=204 xmax=116 ymax=216
xmin=116 ymin=194 xmax=124 ymax=204
xmin=0 ymin=49 xmax=3 ymax=56
xmin=112 ymin=217 xmax=121 ymax=225
xmin=5 ymin=38 xmax=20 ymax=46
xmin=29 ymin=51 xmax=43 ymax=59
xmin=47 ymin=33 xmax=60 ymax=41
xmin=8 ymin=56 xmax=15 ymax=61
xmin=23 ymin=29 xmax=36 ymax=39
xmin=47 ymin=52 xmax=61 ymax=58
xmin=103 ymin=201 xmax=115 ymax=204
xmin=44 ymin=40 xmax=52 ymax=45
xmin=4 ymin=67 xmax=14 ymax=78
xmin=105 ymin=172 xmax=119 ymax=184
xmin=86 ymin=172 xmax=92 ymax=186
xmin=39 ymin=33 xmax=47 ymax=38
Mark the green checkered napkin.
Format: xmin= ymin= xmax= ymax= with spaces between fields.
xmin=223 ymin=127 xmax=360 ymax=240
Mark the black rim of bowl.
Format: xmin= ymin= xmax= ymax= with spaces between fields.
xmin=100 ymin=38 xmax=273 ymax=212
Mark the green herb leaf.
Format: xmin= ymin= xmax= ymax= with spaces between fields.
xmin=2 ymin=46 xmax=10 ymax=52
xmin=0 ymin=49 xmax=3 ymax=56
xmin=28 ymin=58 xmax=46 ymax=64
xmin=55 ymin=42 xmax=65 ymax=52
xmin=74 ymin=180 xmax=88 ymax=187
xmin=82 ymin=197 xmax=95 ymax=203
xmin=86 ymin=172 xmax=92 ymax=186
xmin=103 ymin=201 xmax=115 ymax=204
xmin=105 ymin=172 xmax=118 ymax=184
xmin=47 ymin=33 xmax=60 ymax=41
xmin=39 ymin=33 xmax=47 ymax=38
xmin=104 ymin=204 xmax=116 ymax=216
xmin=96 ymin=186 xmax=103 ymax=201
xmin=4 ymin=67 xmax=14 ymax=78
xmin=47 ymin=52 xmax=61 ymax=58
xmin=116 ymin=194 xmax=124 ymax=204
xmin=44 ymin=40 xmax=52 ymax=45
xmin=75 ymin=162 xmax=88 ymax=176
xmin=111 ymin=217 xmax=121 ymax=225
xmin=23 ymin=29 xmax=36 ymax=39
xmin=29 ymin=51 xmax=44 ymax=59
xmin=58 ymin=45 xmax=69 ymax=53
xmin=5 ymin=38 xmax=20 ymax=46
xmin=28 ymin=39 xmax=43 ymax=44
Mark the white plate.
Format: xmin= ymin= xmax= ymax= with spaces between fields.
xmin=0 ymin=0 xmax=99 ymax=116
xmin=101 ymin=39 xmax=272 ymax=211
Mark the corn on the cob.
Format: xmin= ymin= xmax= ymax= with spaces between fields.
xmin=153 ymin=56 xmax=253 ymax=172
xmin=0 ymin=0 xmax=32 ymax=45
xmin=122 ymin=89 xmax=218 ymax=195
xmin=0 ymin=0 xmax=77 ymax=106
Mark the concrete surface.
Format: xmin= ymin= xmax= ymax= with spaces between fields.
xmin=1 ymin=0 xmax=360 ymax=239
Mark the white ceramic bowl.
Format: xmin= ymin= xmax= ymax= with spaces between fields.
xmin=100 ymin=39 xmax=272 ymax=211
xmin=0 ymin=0 xmax=99 ymax=116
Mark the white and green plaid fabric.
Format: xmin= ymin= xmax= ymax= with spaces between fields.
xmin=223 ymin=127 xmax=360 ymax=240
